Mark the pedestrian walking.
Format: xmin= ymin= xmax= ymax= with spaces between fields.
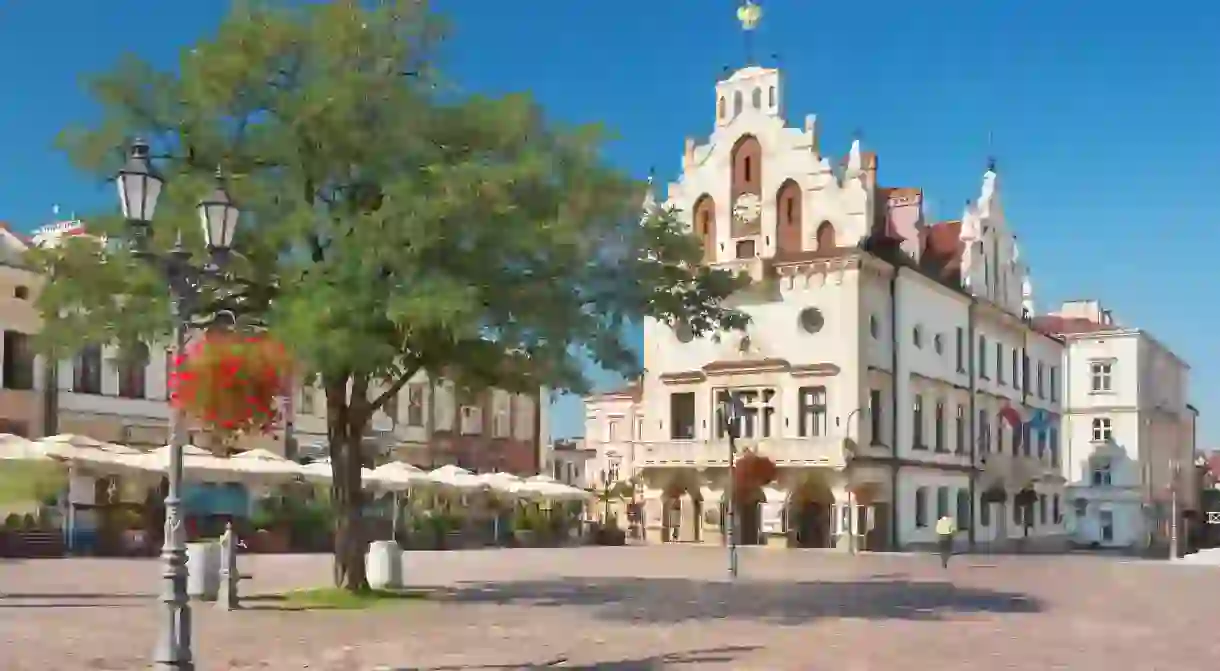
xmin=935 ymin=515 xmax=957 ymax=568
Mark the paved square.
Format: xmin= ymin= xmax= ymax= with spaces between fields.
xmin=2 ymin=547 xmax=1218 ymax=669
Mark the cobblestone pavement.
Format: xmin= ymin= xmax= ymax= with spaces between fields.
xmin=2 ymin=547 xmax=1219 ymax=670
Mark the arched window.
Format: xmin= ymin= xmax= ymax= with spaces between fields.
xmin=751 ymin=87 xmax=762 ymax=109
xmin=816 ymin=221 xmax=836 ymax=250
xmin=733 ymin=91 xmax=743 ymax=116
xmin=915 ymin=487 xmax=929 ymax=527
xmin=768 ymin=86 xmax=776 ymax=107
xmin=717 ymin=96 xmax=726 ymax=119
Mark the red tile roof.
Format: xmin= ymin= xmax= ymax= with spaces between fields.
xmin=1030 ymin=315 xmax=1111 ymax=336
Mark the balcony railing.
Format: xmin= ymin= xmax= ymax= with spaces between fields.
xmin=636 ymin=436 xmax=848 ymax=469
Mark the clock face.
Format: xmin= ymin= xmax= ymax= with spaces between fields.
xmin=733 ymin=193 xmax=761 ymax=224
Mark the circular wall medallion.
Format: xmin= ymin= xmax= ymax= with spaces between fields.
xmin=798 ymin=307 xmax=825 ymax=334
xmin=674 ymin=322 xmax=695 ymax=343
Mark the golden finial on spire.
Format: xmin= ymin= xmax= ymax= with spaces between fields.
xmin=737 ymin=1 xmax=763 ymax=31
xmin=736 ymin=2 xmax=763 ymax=64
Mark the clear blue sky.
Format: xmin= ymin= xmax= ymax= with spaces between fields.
xmin=1 ymin=1 xmax=1217 ymax=445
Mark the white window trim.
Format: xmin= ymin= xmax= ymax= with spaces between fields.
xmin=1090 ymin=417 xmax=1113 ymax=443
xmin=1089 ymin=359 xmax=1115 ymax=394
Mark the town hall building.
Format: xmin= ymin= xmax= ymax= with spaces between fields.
xmin=583 ymin=6 xmax=1068 ymax=552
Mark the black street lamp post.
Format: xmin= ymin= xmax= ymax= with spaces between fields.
xmin=117 ymin=140 xmax=242 ymax=671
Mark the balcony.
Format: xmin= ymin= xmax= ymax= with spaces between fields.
xmin=637 ymin=437 xmax=848 ymax=469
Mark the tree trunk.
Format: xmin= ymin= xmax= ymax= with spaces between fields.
xmin=325 ymin=379 xmax=370 ymax=593
xmin=330 ymin=428 xmax=369 ymax=592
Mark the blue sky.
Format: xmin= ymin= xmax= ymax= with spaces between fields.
xmin=1 ymin=1 xmax=1217 ymax=445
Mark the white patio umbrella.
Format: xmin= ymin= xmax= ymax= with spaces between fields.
xmin=35 ymin=434 xmax=144 ymax=474
xmin=370 ymin=462 xmax=440 ymax=539
xmin=222 ymin=449 xmax=307 ymax=483
xmin=475 ymin=471 xmax=527 ymax=495
xmin=522 ymin=474 xmax=590 ymax=502
xmin=0 ymin=434 xmax=44 ymax=461
xmin=33 ymin=435 xmax=147 ymax=553
xmin=115 ymin=444 xmax=244 ymax=483
xmin=427 ymin=465 xmax=488 ymax=492
xmin=297 ymin=459 xmax=378 ymax=486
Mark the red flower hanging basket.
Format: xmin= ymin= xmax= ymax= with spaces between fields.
xmin=168 ymin=332 xmax=293 ymax=436
xmin=734 ymin=451 xmax=777 ymax=492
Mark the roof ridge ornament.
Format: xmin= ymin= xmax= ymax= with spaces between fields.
xmin=737 ymin=2 xmax=763 ymax=65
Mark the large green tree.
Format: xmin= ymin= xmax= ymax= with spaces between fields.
xmin=32 ymin=0 xmax=747 ymax=590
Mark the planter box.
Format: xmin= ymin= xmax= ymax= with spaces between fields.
xmin=248 ymin=528 xmax=291 ymax=554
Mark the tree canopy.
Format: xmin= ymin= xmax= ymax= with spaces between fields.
xmin=31 ymin=0 xmax=748 ymax=589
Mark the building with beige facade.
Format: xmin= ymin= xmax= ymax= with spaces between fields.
xmin=1034 ymin=301 xmax=1197 ymax=550
xmin=292 ymin=376 xmax=549 ymax=475
xmin=27 ymin=219 xmax=550 ymax=472
xmin=584 ymin=52 xmax=1070 ymax=551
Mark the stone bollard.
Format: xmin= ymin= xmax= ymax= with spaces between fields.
xmin=217 ymin=522 xmax=241 ymax=610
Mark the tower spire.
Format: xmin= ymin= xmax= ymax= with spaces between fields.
xmin=736 ymin=1 xmax=763 ymax=65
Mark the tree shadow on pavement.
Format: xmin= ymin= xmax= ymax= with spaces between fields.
xmin=433 ymin=577 xmax=1042 ymax=625
xmin=402 ymin=644 xmax=762 ymax=670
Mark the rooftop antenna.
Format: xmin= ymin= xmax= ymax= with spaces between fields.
xmin=737 ymin=1 xmax=763 ymax=65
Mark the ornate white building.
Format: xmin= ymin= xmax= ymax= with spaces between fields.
xmin=585 ymin=36 xmax=1069 ymax=550
xmin=1034 ymin=301 xmax=1197 ymax=550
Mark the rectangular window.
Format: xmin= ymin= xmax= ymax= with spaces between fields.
xmin=915 ymin=487 xmax=928 ymax=527
xmin=1050 ymin=366 xmax=1059 ymax=402
xmin=996 ymin=342 xmax=1005 ymax=384
xmin=1036 ymin=362 xmax=1045 ymax=398
xmin=1091 ymin=417 xmax=1112 ymax=442
xmin=936 ymin=486 xmax=950 ymax=519
xmin=1091 ymin=462 xmax=1112 ymax=486
xmin=1012 ymin=349 xmax=1020 ymax=389
xmin=956 ymin=489 xmax=971 ymax=528
xmin=1022 ymin=354 xmax=1030 ymax=390
xmin=1052 ymin=494 xmax=1061 ymax=523
xmin=997 ymin=415 xmax=1005 ymax=454
xmin=912 ymin=394 xmax=924 ymax=449
xmin=117 ymin=357 xmax=146 ymax=399
xmin=1 ymin=330 xmax=35 ymax=391
xmin=934 ymin=401 xmax=946 ymax=452
xmin=869 ymin=389 xmax=883 ymax=445
xmin=798 ymin=386 xmax=827 ymax=438
xmin=955 ymin=327 xmax=964 ymax=372
xmin=954 ymin=405 xmax=965 ymax=454
xmin=978 ymin=336 xmax=988 ymax=379
xmin=1090 ymin=361 xmax=1113 ymax=392
xmin=978 ymin=410 xmax=990 ymax=454
xmin=406 ymin=384 xmax=425 ymax=426
xmin=73 ymin=344 xmax=102 ymax=395
xmin=607 ymin=420 xmax=619 ymax=442
xmin=670 ymin=392 xmax=696 ymax=439
xmin=735 ymin=239 xmax=756 ymax=259
xmin=1039 ymin=494 xmax=1048 ymax=525
xmin=1049 ymin=425 xmax=1060 ymax=467
xmin=1013 ymin=494 xmax=1023 ymax=526
xmin=980 ymin=498 xmax=991 ymax=527
xmin=300 ymin=386 xmax=316 ymax=415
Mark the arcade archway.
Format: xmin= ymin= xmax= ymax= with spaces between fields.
xmin=659 ymin=471 xmax=704 ymax=542
xmin=786 ymin=472 xmax=835 ymax=548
